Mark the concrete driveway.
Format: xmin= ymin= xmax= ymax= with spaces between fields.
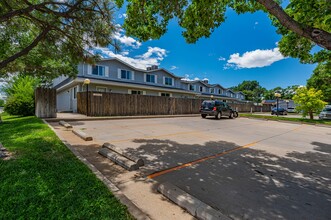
xmin=66 ymin=117 xmax=330 ymax=219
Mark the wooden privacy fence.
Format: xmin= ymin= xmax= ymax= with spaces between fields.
xmin=77 ymin=92 xmax=270 ymax=116
xmin=35 ymin=87 xmax=56 ymax=118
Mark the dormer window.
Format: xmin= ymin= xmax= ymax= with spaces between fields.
xmin=164 ymin=77 xmax=173 ymax=86
xmin=189 ymin=84 xmax=195 ymax=91
xmin=210 ymin=88 xmax=214 ymax=93
xmin=199 ymin=86 xmax=203 ymax=92
xmin=92 ymin=65 xmax=105 ymax=76
xmin=146 ymin=74 xmax=156 ymax=83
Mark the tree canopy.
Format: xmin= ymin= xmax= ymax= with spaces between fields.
xmin=307 ymin=61 xmax=331 ymax=103
xmin=117 ymin=0 xmax=331 ymax=63
xmin=230 ymin=80 xmax=265 ymax=102
xmin=0 ymin=0 xmax=118 ymax=79
xmin=293 ymin=87 xmax=326 ymax=119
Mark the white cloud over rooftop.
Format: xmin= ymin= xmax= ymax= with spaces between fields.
xmin=226 ymin=47 xmax=286 ymax=69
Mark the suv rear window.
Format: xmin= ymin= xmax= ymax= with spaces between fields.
xmin=323 ymin=108 xmax=331 ymax=112
xmin=202 ymin=101 xmax=215 ymax=109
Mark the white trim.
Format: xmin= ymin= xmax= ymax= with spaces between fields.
xmin=143 ymin=91 xmax=146 ymax=95
xmin=155 ymin=75 xmax=158 ymax=84
xmin=117 ymin=69 xmax=121 ymax=79
xmin=105 ymin=66 xmax=109 ymax=77
xmin=131 ymin=71 xmax=135 ymax=80
xmin=87 ymin=65 xmax=92 ymax=75
xmin=163 ymin=76 xmax=165 ymax=85
xmin=144 ymin=73 xmax=146 ymax=82
xmin=128 ymin=89 xmax=131 ymax=94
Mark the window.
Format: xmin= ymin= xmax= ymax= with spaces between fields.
xmin=96 ymin=86 xmax=107 ymax=92
xmin=189 ymin=84 xmax=195 ymax=91
xmin=164 ymin=77 xmax=173 ymax=86
xmin=160 ymin=93 xmax=171 ymax=97
xmin=131 ymin=90 xmax=142 ymax=95
xmin=218 ymin=89 xmax=221 ymax=94
xmin=92 ymin=65 xmax=105 ymax=76
xmin=210 ymin=88 xmax=214 ymax=93
xmin=146 ymin=74 xmax=156 ymax=83
xmin=121 ymin=70 xmax=132 ymax=79
xmin=199 ymin=86 xmax=203 ymax=92
xmin=73 ymin=87 xmax=77 ymax=99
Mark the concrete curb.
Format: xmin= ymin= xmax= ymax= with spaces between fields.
xmin=45 ymin=114 xmax=200 ymax=122
xmin=158 ymin=182 xmax=230 ymax=220
xmin=72 ymin=129 xmax=93 ymax=141
xmin=59 ymin=120 xmax=73 ymax=129
xmin=241 ymin=116 xmax=331 ymax=128
xmin=103 ymin=142 xmax=144 ymax=166
xmin=42 ymin=119 xmax=151 ymax=220
xmin=98 ymin=148 xmax=139 ymax=171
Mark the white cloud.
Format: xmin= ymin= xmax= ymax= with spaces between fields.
xmin=92 ymin=46 xmax=168 ymax=69
xmin=118 ymin=13 xmax=127 ymax=19
xmin=113 ymin=28 xmax=141 ymax=49
xmin=255 ymin=22 xmax=259 ymax=25
xmin=170 ymin=66 xmax=178 ymax=70
xmin=218 ymin=56 xmax=226 ymax=61
xmin=226 ymin=47 xmax=286 ymax=69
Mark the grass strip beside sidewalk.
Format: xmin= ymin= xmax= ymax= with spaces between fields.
xmin=0 ymin=114 xmax=133 ymax=219
xmin=240 ymin=113 xmax=331 ymax=125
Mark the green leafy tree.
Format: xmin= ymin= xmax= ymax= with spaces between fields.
xmin=117 ymin=0 xmax=331 ymax=63
xmin=0 ymin=99 xmax=4 ymax=107
xmin=292 ymin=87 xmax=326 ymax=119
xmin=230 ymin=80 xmax=266 ymax=102
xmin=307 ymin=61 xmax=331 ymax=103
xmin=0 ymin=0 xmax=118 ymax=78
xmin=3 ymin=75 xmax=40 ymax=116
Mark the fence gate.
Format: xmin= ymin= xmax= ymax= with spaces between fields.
xmin=35 ymin=87 xmax=57 ymax=118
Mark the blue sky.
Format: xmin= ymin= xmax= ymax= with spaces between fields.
xmin=95 ymin=5 xmax=317 ymax=90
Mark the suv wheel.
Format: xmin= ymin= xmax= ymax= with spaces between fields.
xmin=229 ymin=112 xmax=233 ymax=119
xmin=201 ymin=114 xmax=207 ymax=118
xmin=215 ymin=112 xmax=222 ymax=120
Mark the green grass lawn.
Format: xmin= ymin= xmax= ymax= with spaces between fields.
xmin=240 ymin=113 xmax=331 ymax=125
xmin=0 ymin=114 xmax=133 ymax=219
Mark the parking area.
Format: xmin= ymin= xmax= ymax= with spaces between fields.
xmin=51 ymin=116 xmax=331 ymax=219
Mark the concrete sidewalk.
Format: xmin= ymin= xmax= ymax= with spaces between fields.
xmin=47 ymin=112 xmax=200 ymax=122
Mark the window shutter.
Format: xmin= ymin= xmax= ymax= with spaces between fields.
xmin=87 ymin=65 xmax=92 ymax=75
xmin=117 ymin=69 xmax=121 ymax=79
xmin=131 ymin=71 xmax=135 ymax=80
xmin=128 ymin=89 xmax=131 ymax=94
xmin=172 ymin=78 xmax=174 ymax=86
xmin=144 ymin=74 xmax=146 ymax=82
xmin=105 ymin=66 xmax=109 ymax=77
xmin=163 ymin=77 xmax=165 ymax=85
xmin=155 ymin=75 xmax=158 ymax=83
xmin=143 ymin=91 xmax=146 ymax=95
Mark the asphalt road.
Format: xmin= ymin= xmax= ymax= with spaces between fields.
xmin=70 ymin=116 xmax=331 ymax=219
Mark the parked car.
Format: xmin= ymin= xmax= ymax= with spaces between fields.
xmin=319 ymin=107 xmax=331 ymax=120
xmin=287 ymin=107 xmax=295 ymax=113
xmin=271 ymin=107 xmax=287 ymax=115
xmin=200 ymin=100 xmax=237 ymax=119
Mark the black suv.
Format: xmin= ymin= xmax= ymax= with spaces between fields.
xmin=271 ymin=107 xmax=287 ymax=115
xmin=200 ymin=100 xmax=237 ymax=119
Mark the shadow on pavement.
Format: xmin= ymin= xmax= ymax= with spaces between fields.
xmin=121 ymin=138 xmax=331 ymax=220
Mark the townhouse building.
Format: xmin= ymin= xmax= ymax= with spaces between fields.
xmin=53 ymin=58 xmax=245 ymax=112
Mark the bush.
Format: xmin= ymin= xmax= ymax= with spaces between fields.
xmin=4 ymin=96 xmax=34 ymax=116
xmin=3 ymin=76 xmax=39 ymax=116
xmin=0 ymin=99 xmax=4 ymax=107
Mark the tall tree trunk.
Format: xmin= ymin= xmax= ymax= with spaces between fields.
xmin=309 ymin=111 xmax=314 ymax=120
xmin=257 ymin=0 xmax=331 ymax=50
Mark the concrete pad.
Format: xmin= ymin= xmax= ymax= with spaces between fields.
xmin=99 ymin=148 xmax=139 ymax=171
xmin=103 ymin=142 xmax=144 ymax=166
xmin=59 ymin=120 xmax=73 ymax=128
xmin=158 ymin=182 xmax=229 ymax=220
xmin=72 ymin=129 xmax=93 ymax=141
